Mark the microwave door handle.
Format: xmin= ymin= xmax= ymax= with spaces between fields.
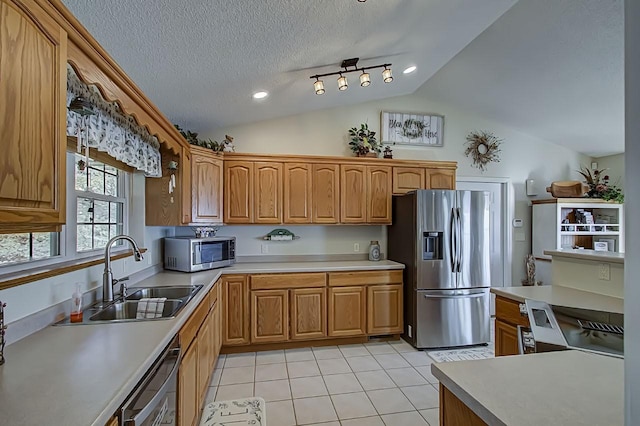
xmin=125 ymin=347 xmax=181 ymax=426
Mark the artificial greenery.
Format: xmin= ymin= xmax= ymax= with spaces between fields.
xmin=464 ymin=131 xmax=502 ymax=171
xmin=175 ymin=124 xmax=224 ymax=152
xmin=578 ymin=166 xmax=624 ymax=203
xmin=348 ymin=123 xmax=381 ymax=156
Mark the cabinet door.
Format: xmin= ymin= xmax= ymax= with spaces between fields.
xmin=367 ymin=285 xmax=403 ymax=334
xmin=426 ymin=168 xmax=456 ymax=190
xmin=224 ymin=161 xmax=253 ymax=223
xmin=209 ymin=301 xmax=219 ymax=371
xmin=290 ymin=288 xmax=326 ymax=340
xmin=495 ymin=319 xmax=519 ymax=357
xmin=312 ymin=164 xmax=340 ymax=223
xmin=367 ymin=166 xmax=392 ymax=223
xmin=181 ymin=147 xmax=192 ymax=224
xmin=197 ymin=313 xmax=213 ymax=401
xmin=178 ymin=341 xmax=198 ymax=426
xmin=254 ymin=162 xmax=283 ymax=223
xmin=393 ymin=167 xmax=425 ymax=194
xmin=0 ymin=0 xmax=67 ymax=226
xmin=328 ymin=286 xmax=366 ymax=337
xmin=191 ymin=152 xmax=223 ymax=223
xmin=223 ymin=275 xmax=250 ymax=345
xmin=251 ymin=289 xmax=289 ymax=343
xmin=284 ymin=163 xmax=312 ymax=224
xmin=340 ymin=165 xmax=367 ymax=223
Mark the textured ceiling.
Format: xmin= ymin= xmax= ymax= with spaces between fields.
xmin=61 ymin=0 xmax=516 ymax=135
xmin=416 ymin=0 xmax=624 ymax=157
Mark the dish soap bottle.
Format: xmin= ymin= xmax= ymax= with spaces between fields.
xmin=369 ymin=241 xmax=381 ymax=261
xmin=70 ymin=283 xmax=83 ymax=323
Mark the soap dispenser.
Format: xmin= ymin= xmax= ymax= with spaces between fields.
xmin=70 ymin=283 xmax=83 ymax=323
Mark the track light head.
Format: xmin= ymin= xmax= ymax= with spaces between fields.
xmin=359 ymin=72 xmax=371 ymax=87
xmin=338 ymin=74 xmax=348 ymax=91
xmin=314 ymin=78 xmax=325 ymax=95
xmin=382 ymin=67 xmax=393 ymax=83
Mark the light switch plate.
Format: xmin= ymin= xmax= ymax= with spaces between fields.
xmin=515 ymin=231 xmax=526 ymax=242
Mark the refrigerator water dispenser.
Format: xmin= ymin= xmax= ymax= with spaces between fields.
xmin=423 ymin=232 xmax=443 ymax=260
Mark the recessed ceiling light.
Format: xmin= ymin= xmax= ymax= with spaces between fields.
xmin=403 ymin=66 xmax=417 ymax=74
xmin=253 ymin=91 xmax=268 ymax=99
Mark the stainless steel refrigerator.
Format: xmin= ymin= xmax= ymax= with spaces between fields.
xmin=388 ymin=190 xmax=491 ymax=348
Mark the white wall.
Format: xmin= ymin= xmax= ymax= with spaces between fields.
xmin=595 ymin=153 xmax=625 ymax=190
xmin=625 ymin=1 xmax=639 ymax=424
xmin=212 ymin=92 xmax=591 ymax=284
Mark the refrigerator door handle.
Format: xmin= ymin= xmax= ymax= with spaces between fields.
xmin=422 ymin=293 xmax=486 ymax=299
xmin=456 ymin=207 xmax=462 ymax=273
xmin=449 ymin=209 xmax=456 ymax=272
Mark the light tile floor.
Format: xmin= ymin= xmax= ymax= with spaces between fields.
xmin=205 ymin=341 xmax=444 ymax=426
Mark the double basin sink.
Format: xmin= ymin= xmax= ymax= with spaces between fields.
xmin=61 ymin=285 xmax=203 ymax=324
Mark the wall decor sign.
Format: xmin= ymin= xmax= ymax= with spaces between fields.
xmin=381 ymin=111 xmax=444 ymax=146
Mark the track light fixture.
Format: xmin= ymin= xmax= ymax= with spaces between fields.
xmin=309 ymin=58 xmax=392 ymax=95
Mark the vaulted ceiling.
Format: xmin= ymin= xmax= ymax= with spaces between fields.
xmin=62 ymin=0 xmax=623 ymax=157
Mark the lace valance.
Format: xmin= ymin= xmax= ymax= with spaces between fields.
xmin=66 ymin=66 xmax=162 ymax=177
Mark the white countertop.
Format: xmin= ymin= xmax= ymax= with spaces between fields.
xmin=544 ymin=249 xmax=625 ymax=264
xmin=491 ymin=285 xmax=624 ymax=314
xmin=432 ymin=350 xmax=624 ymax=426
xmin=0 ymin=260 xmax=403 ymax=426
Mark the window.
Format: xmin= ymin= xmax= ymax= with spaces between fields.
xmin=0 ymin=152 xmax=130 ymax=270
xmin=74 ymin=154 xmax=126 ymax=252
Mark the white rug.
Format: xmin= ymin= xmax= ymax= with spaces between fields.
xmin=428 ymin=347 xmax=494 ymax=363
xmin=200 ymin=397 xmax=266 ymax=426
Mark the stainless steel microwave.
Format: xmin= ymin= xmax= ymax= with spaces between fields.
xmin=164 ymin=236 xmax=236 ymax=272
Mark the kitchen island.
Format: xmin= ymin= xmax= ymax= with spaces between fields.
xmin=0 ymin=260 xmax=403 ymax=426
xmin=432 ymin=350 xmax=623 ymax=425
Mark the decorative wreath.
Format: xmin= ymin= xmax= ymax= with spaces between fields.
xmin=464 ymin=131 xmax=502 ymax=171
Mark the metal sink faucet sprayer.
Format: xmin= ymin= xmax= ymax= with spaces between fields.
xmin=103 ymin=235 xmax=144 ymax=304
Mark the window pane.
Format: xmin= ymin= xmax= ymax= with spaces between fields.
xmin=89 ymin=168 xmax=105 ymax=194
xmin=77 ymin=197 xmax=92 ymax=223
xmin=110 ymin=202 xmax=123 ymax=224
xmin=75 ymin=165 xmax=88 ymax=191
xmin=109 ymin=224 xmax=123 ymax=240
xmin=105 ymin=173 xmax=118 ymax=197
xmin=88 ymin=158 xmax=104 ymax=171
xmin=0 ymin=234 xmax=30 ymax=265
xmin=94 ymin=200 xmax=109 ymax=223
xmin=32 ymin=233 xmax=57 ymax=260
xmin=94 ymin=225 xmax=110 ymax=249
xmin=77 ymin=225 xmax=93 ymax=252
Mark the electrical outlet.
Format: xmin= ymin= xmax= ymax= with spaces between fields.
xmin=598 ymin=263 xmax=610 ymax=281
xmin=261 ymin=243 xmax=269 ymax=254
xmin=354 ymin=243 xmax=360 ymax=252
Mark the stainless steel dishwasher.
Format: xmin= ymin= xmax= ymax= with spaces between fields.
xmin=120 ymin=335 xmax=180 ymax=425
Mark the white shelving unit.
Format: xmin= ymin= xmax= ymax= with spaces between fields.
xmin=532 ymin=198 xmax=624 ymax=260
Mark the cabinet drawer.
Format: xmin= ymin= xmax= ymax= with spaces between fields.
xmin=209 ymin=279 xmax=220 ymax=308
xmin=495 ymin=296 xmax=530 ymax=327
xmin=329 ymin=270 xmax=402 ymax=286
xmin=180 ymin=296 xmax=210 ymax=350
xmin=251 ymin=273 xmax=327 ymax=289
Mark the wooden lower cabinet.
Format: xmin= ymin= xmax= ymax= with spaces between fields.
xmin=223 ymin=275 xmax=250 ymax=345
xmin=440 ymin=383 xmax=487 ymax=426
xmin=197 ymin=315 xmax=213 ymax=401
xmin=367 ymin=284 xmax=403 ymax=334
xmin=495 ymin=319 xmax=519 ymax=357
xmin=328 ymin=286 xmax=367 ymax=337
xmin=178 ymin=341 xmax=199 ymax=426
xmin=290 ymin=287 xmax=327 ymax=340
xmin=251 ymin=289 xmax=289 ymax=343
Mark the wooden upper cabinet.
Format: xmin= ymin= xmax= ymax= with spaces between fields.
xmin=393 ymin=167 xmax=425 ymax=194
xmin=426 ymin=168 xmax=456 ymax=190
xmin=0 ymin=0 xmax=67 ymax=226
xmin=312 ymin=164 xmax=340 ymax=224
xmin=254 ymin=162 xmax=282 ymax=223
xmin=191 ymin=151 xmax=223 ymax=223
xmin=222 ymin=275 xmax=250 ymax=346
xmin=224 ymin=161 xmax=254 ymax=223
xmin=284 ymin=163 xmax=312 ymax=224
xmin=340 ymin=165 xmax=367 ymax=223
xmin=367 ymin=166 xmax=392 ymax=223
xmin=181 ymin=147 xmax=192 ymax=224
xmin=251 ymin=289 xmax=289 ymax=343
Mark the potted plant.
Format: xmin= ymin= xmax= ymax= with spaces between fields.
xmin=348 ymin=123 xmax=381 ymax=157
xmin=578 ymin=166 xmax=624 ymax=203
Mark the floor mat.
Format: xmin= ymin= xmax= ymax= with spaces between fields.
xmin=200 ymin=397 xmax=266 ymax=426
xmin=428 ymin=347 xmax=494 ymax=363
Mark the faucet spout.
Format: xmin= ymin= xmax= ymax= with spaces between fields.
xmin=103 ymin=235 xmax=143 ymax=304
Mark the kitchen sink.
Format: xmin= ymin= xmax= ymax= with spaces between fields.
xmin=125 ymin=285 xmax=202 ymax=301
xmin=89 ymin=299 xmax=184 ymax=321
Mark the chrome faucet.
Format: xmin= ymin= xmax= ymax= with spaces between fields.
xmin=103 ymin=235 xmax=143 ymax=304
